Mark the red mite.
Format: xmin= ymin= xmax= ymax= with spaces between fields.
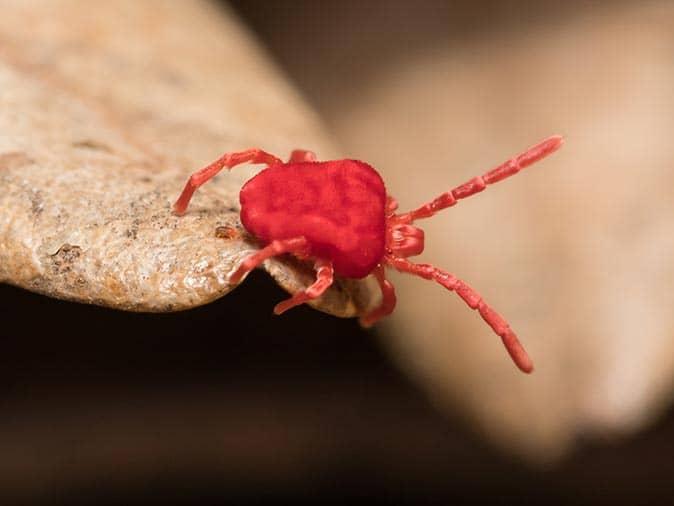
xmin=174 ymin=136 xmax=563 ymax=373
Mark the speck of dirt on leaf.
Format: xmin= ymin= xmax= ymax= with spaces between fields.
xmin=50 ymin=244 xmax=82 ymax=274
xmin=72 ymin=139 xmax=113 ymax=152
xmin=30 ymin=189 xmax=44 ymax=216
xmin=215 ymin=225 xmax=238 ymax=239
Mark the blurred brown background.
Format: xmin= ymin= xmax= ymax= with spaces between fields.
xmin=234 ymin=0 xmax=674 ymax=461
xmin=1 ymin=0 xmax=674 ymax=504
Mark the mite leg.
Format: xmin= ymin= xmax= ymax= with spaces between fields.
xmin=359 ymin=264 xmax=397 ymax=327
xmin=174 ymin=148 xmax=282 ymax=214
xmin=386 ymin=196 xmax=399 ymax=216
xmin=229 ymin=237 xmax=308 ymax=285
xmin=398 ymin=135 xmax=563 ymax=222
xmin=386 ymin=256 xmax=533 ymax=373
xmin=273 ymin=259 xmax=334 ymax=314
xmin=288 ymin=149 xmax=317 ymax=162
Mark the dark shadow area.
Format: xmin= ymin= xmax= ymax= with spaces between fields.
xmin=1 ymin=275 xmax=673 ymax=504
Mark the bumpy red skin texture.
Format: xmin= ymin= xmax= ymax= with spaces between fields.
xmin=239 ymin=160 xmax=387 ymax=279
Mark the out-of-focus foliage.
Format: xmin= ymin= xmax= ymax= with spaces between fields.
xmin=295 ymin=1 xmax=674 ymax=461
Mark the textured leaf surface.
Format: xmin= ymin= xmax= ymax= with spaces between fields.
xmin=0 ymin=0 xmax=377 ymax=315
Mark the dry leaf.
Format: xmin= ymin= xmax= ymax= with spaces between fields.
xmin=0 ymin=0 xmax=377 ymax=316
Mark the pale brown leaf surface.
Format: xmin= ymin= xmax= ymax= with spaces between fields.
xmin=0 ymin=0 xmax=377 ymax=315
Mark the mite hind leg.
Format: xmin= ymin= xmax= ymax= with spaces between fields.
xmin=386 ymin=256 xmax=533 ymax=373
xmin=359 ymin=265 xmax=397 ymax=327
xmin=229 ymin=237 xmax=308 ymax=285
xmin=273 ymin=259 xmax=334 ymax=314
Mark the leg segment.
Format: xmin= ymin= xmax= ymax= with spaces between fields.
xmin=288 ymin=149 xmax=317 ymax=162
xmin=229 ymin=237 xmax=308 ymax=285
xmin=174 ymin=148 xmax=282 ymax=214
xmin=386 ymin=256 xmax=533 ymax=373
xmin=273 ymin=259 xmax=334 ymax=314
xmin=399 ymin=135 xmax=563 ymax=222
xmin=359 ymin=264 xmax=397 ymax=327
xmin=386 ymin=196 xmax=399 ymax=216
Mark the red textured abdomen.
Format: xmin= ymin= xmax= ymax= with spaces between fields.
xmin=239 ymin=160 xmax=387 ymax=278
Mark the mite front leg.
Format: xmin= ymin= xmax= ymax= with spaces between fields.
xmin=398 ymin=135 xmax=563 ymax=223
xmin=288 ymin=149 xmax=317 ymax=162
xmin=229 ymin=237 xmax=309 ymax=285
xmin=387 ymin=256 xmax=533 ymax=373
xmin=174 ymin=148 xmax=282 ymax=215
xmin=273 ymin=259 xmax=334 ymax=314
xmin=359 ymin=264 xmax=397 ymax=327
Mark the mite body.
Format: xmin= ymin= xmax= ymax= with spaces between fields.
xmin=174 ymin=137 xmax=564 ymax=373
xmin=240 ymin=160 xmax=387 ymax=278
